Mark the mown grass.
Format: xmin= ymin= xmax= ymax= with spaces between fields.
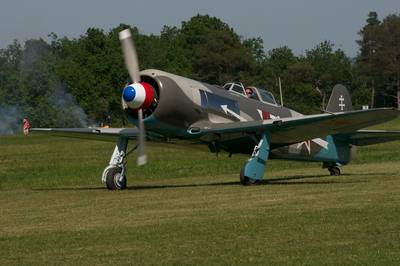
xmin=1 ymin=118 xmax=400 ymax=265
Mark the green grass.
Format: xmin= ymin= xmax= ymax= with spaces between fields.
xmin=1 ymin=118 xmax=400 ymax=265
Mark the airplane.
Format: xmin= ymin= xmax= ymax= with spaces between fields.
xmin=31 ymin=29 xmax=400 ymax=190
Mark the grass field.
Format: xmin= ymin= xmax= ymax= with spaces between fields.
xmin=1 ymin=119 xmax=400 ymax=265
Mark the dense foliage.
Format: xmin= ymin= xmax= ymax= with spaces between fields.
xmin=0 ymin=13 xmax=399 ymax=130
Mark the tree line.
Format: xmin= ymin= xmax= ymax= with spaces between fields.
xmin=0 ymin=12 xmax=399 ymax=129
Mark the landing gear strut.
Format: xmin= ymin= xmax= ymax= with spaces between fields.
xmin=102 ymin=136 xmax=131 ymax=190
xmin=240 ymin=133 xmax=270 ymax=185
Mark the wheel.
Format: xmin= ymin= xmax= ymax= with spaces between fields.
xmin=240 ymin=166 xmax=249 ymax=185
xmin=105 ymin=167 xmax=127 ymax=190
xmin=240 ymin=165 xmax=260 ymax=185
xmin=328 ymin=166 xmax=341 ymax=176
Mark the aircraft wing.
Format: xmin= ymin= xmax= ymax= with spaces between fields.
xmin=30 ymin=127 xmax=138 ymax=142
xmin=197 ymin=108 xmax=399 ymax=148
xmin=341 ymin=130 xmax=400 ymax=146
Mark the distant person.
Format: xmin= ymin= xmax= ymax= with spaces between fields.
xmin=22 ymin=118 xmax=30 ymax=136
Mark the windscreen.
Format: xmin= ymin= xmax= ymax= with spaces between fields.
xmin=259 ymin=89 xmax=277 ymax=105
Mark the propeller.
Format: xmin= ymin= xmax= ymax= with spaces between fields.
xmin=119 ymin=29 xmax=140 ymax=83
xmin=137 ymin=109 xmax=147 ymax=165
xmin=119 ymin=29 xmax=147 ymax=166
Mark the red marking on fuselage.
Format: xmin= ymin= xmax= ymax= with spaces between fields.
xmin=262 ymin=111 xmax=270 ymax=120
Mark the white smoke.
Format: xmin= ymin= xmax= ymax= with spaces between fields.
xmin=22 ymin=40 xmax=89 ymax=127
xmin=0 ymin=39 xmax=90 ymax=132
xmin=0 ymin=105 xmax=24 ymax=135
xmin=49 ymin=85 xmax=89 ymax=127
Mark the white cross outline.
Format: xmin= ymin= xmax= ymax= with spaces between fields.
xmin=299 ymin=140 xmax=312 ymax=154
xmin=296 ymin=138 xmax=329 ymax=155
xmin=339 ymin=95 xmax=345 ymax=111
xmin=252 ymin=139 xmax=263 ymax=157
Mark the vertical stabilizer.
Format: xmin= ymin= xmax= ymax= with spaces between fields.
xmin=326 ymin=84 xmax=352 ymax=112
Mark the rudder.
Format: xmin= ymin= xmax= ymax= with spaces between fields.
xmin=326 ymin=84 xmax=352 ymax=112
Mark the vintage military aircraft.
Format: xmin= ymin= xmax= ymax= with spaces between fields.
xmin=31 ymin=29 xmax=400 ymax=190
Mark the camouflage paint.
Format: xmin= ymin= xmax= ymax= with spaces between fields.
xmin=126 ymin=70 xmax=381 ymax=166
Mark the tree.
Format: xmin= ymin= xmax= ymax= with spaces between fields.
xmin=243 ymin=37 xmax=266 ymax=63
xmin=378 ymin=14 xmax=400 ymax=109
xmin=160 ymin=25 xmax=192 ymax=76
xmin=356 ymin=12 xmax=400 ymax=108
xmin=305 ymin=41 xmax=352 ymax=109
xmin=192 ymin=29 xmax=253 ymax=84
xmin=267 ymin=46 xmax=297 ymax=76
xmin=356 ymin=11 xmax=382 ymax=107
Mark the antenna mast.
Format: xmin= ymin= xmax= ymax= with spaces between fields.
xmin=278 ymin=77 xmax=284 ymax=106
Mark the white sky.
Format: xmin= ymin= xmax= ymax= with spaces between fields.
xmin=1 ymin=0 xmax=398 ymax=56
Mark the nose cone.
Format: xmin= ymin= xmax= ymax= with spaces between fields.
xmin=123 ymin=86 xmax=136 ymax=102
xmin=122 ymin=82 xmax=155 ymax=110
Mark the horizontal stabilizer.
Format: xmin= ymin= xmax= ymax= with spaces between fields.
xmin=343 ymin=130 xmax=400 ymax=146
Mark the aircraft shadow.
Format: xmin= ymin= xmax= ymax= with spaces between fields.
xmin=32 ymin=172 xmax=393 ymax=191
xmin=33 ymin=187 xmax=105 ymax=191
xmin=129 ymin=174 xmax=367 ymax=190
xmin=263 ymin=172 xmax=393 ymax=185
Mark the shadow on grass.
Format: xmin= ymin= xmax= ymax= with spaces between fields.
xmin=265 ymin=171 xmax=396 ymax=185
xmin=32 ymin=186 xmax=105 ymax=191
xmin=32 ymin=171 xmax=394 ymax=191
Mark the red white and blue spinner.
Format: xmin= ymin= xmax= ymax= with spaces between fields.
xmin=122 ymin=82 xmax=154 ymax=110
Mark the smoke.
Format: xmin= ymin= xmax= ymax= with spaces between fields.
xmin=0 ymin=84 xmax=89 ymax=135
xmin=0 ymin=39 xmax=90 ymax=133
xmin=0 ymin=105 xmax=24 ymax=135
xmin=49 ymin=85 xmax=89 ymax=127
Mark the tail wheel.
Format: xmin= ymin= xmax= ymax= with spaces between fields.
xmin=105 ymin=167 xmax=127 ymax=190
xmin=328 ymin=166 xmax=341 ymax=176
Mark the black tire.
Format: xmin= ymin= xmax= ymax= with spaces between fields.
xmin=240 ymin=165 xmax=261 ymax=185
xmin=328 ymin=166 xmax=341 ymax=176
xmin=240 ymin=166 xmax=249 ymax=185
xmin=105 ymin=167 xmax=127 ymax=190
xmin=333 ymin=167 xmax=341 ymax=176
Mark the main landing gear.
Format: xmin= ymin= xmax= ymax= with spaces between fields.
xmin=103 ymin=166 xmax=126 ymax=190
xmin=240 ymin=133 xmax=270 ymax=185
xmin=101 ymin=136 xmax=135 ymax=190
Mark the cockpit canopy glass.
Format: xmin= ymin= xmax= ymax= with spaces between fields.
xmin=258 ymin=88 xmax=277 ymax=105
xmin=223 ymin=83 xmax=232 ymax=90
xmin=223 ymin=83 xmax=245 ymax=95
xmin=231 ymin=84 xmax=245 ymax=95
xmin=222 ymin=83 xmax=276 ymax=104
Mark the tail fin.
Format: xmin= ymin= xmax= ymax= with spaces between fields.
xmin=326 ymin=84 xmax=352 ymax=112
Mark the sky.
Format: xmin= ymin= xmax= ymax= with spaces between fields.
xmin=1 ymin=0 xmax=398 ymax=57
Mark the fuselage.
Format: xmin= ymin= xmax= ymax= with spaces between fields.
xmin=125 ymin=69 xmax=351 ymax=165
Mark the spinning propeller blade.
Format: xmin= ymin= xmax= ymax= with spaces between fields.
xmin=137 ymin=109 xmax=147 ymax=166
xmin=119 ymin=29 xmax=140 ymax=83
xmin=119 ymin=29 xmax=147 ymax=166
